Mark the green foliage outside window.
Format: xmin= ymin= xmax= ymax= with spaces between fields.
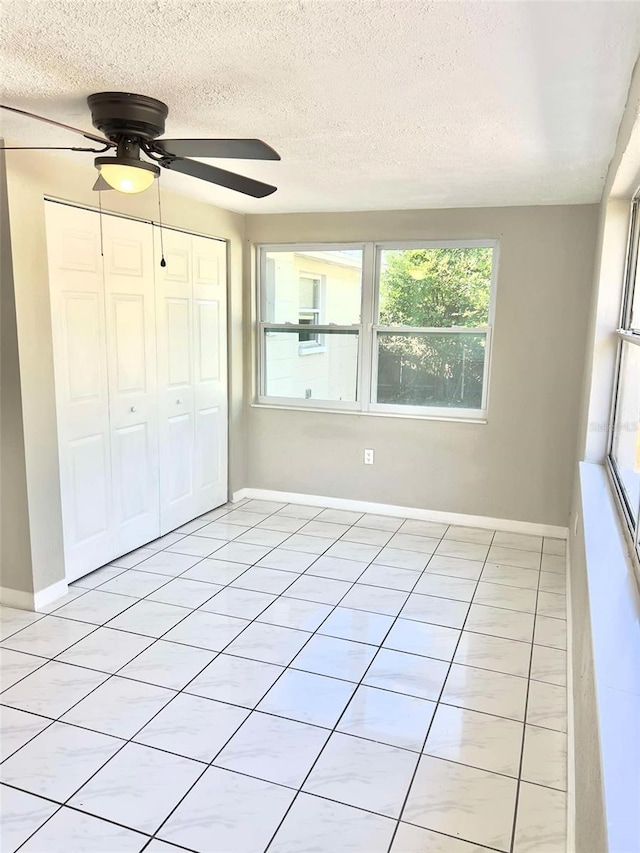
xmin=377 ymin=248 xmax=493 ymax=408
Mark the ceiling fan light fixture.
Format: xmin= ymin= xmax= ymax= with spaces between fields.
xmin=94 ymin=155 xmax=159 ymax=194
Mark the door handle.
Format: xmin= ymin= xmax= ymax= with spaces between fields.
xmin=176 ymin=398 xmax=182 ymax=405
xmin=130 ymin=406 xmax=137 ymax=413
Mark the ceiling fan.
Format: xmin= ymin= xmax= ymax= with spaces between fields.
xmin=0 ymin=92 xmax=280 ymax=197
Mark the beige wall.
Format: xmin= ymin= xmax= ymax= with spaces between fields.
xmin=0 ymin=152 xmax=34 ymax=594
xmin=245 ymin=205 xmax=599 ymax=527
xmin=1 ymin=146 xmax=245 ymax=595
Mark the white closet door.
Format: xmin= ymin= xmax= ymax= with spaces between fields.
xmin=155 ymin=228 xmax=197 ymax=532
xmin=102 ymin=214 xmax=160 ymax=553
xmin=45 ymin=203 xmax=113 ymax=579
xmin=192 ymin=234 xmax=228 ymax=515
xmin=155 ymin=229 xmax=228 ymax=530
xmin=47 ymin=204 xmax=227 ymax=579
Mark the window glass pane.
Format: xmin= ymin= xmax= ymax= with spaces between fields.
xmin=376 ymin=331 xmax=486 ymax=410
xmin=264 ymin=329 xmax=359 ymax=402
xmin=263 ymin=249 xmax=363 ymax=324
xmin=299 ymin=276 xmax=319 ymax=309
xmin=378 ymin=247 xmax=493 ymax=327
xmin=611 ymin=341 xmax=640 ymax=520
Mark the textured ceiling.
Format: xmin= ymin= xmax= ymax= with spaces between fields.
xmin=1 ymin=0 xmax=639 ymax=214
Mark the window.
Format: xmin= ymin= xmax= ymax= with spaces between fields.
xmin=259 ymin=247 xmax=363 ymax=405
xmin=298 ymin=274 xmax=323 ymax=350
xmin=257 ymin=242 xmax=498 ymax=416
xmin=608 ymin=198 xmax=640 ymax=557
xmin=374 ymin=246 xmax=494 ymax=414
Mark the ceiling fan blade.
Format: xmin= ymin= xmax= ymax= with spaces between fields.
xmin=161 ymin=157 xmax=276 ymax=198
xmin=1 ymin=144 xmax=110 ymax=152
xmin=152 ymin=138 xmax=280 ymax=160
xmin=0 ymin=104 xmax=115 ymax=147
xmin=92 ymin=175 xmax=114 ymax=191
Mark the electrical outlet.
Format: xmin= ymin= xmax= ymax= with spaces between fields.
xmin=364 ymin=448 xmax=374 ymax=465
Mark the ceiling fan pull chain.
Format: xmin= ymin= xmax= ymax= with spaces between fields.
xmin=157 ymin=177 xmax=166 ymax=268
xmin=97 ymin=189 xmax=104 ymax=258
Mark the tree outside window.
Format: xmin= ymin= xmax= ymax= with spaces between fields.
xmin=377 ymin=247 xmax=493 ymax=409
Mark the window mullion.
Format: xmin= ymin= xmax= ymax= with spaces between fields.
xmin=358 ymin=242 xmax=376 ymax=411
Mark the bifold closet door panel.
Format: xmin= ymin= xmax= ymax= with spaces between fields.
xmin=154 ymin=227 xmax=197 ymax=532
xmin=44 ymin=203 xmax=114 ymax=579
xmin=192 ymin=234 xmax=228 ymax=515
xmin=47 ymin=204 xmax=228 ymax=579
xmin=102 ymin=214 xmax=161 ymax=553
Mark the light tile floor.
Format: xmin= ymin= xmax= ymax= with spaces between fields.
xmin=0 ymin=499 xmax=568 ymax=853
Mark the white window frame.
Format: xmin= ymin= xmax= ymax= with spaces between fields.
xmin=606 ymin=196 xmax=640 ymax=563
xmin=256 ymin=240 xmax=499 ymax=419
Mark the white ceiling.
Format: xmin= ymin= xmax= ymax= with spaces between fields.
xmin=1 ymin=0 xmax=639 ymax=214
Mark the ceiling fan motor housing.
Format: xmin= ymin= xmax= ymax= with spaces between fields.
xmin=87 ymin=92 xmax=169 ymax=141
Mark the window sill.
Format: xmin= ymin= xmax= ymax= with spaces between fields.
xmin=577 ymin=461 xmax=640 ymax=853
xmin=251 ymin=401 xmax=488 ymax=424
xmin=297 ymin=346 xmax=327 ymax=356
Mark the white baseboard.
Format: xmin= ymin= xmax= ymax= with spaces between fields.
xmin=232 ymin=488 xmax=568 ymax=539
xmin=34 ymin=579 xmax=69 ymax=610
xmin=0 ymin=579 xmax=69 ymax=612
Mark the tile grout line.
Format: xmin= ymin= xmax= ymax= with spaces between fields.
xmin=7 ymin=670 xmax=209 ymax=853
xmin=3 ymin=501 xmax=278 ymax=852
xmin=6 ymin=544 xmax=550 ymax=850
xmin=383 ymin=527 xmax=498 ymax=852
xmin=19 ymin=508 xmax=363 ymax=843
xmin=5 ymin=515 xmax=285 ymax=853
xmin=1 ymin=528 xmax=550 ymax=726
xmin=1 ymin=535 xmax=562 ymax=743
xmin=506 ymin=545 xmax=569 ymax=851
xmin=147 ymin=521 xmax=397 ymax=846
xmin=1 ymin=504 xmax=565 ymax=852
xmin=0 ymin=674 xmax=570 ymax=770
xmin=135 ymin=514 xmax=412 ymax=846
xmin=0 ymin=501 xmax=258 ymax=832
xmin=8 ymin=634 xmax=223 ymax=851
xmin=4 ymin=783 xmax=201 ymax=853
xmin=258 ymin=521 xmax=458 ymax=853
xmin=2 ymin=565 xmax=564 ymax=666
xmin=0 ymin=544 xmax=563 ymax=732
xmin=1 ymin=648 xmax=568 ymax=743
xmin=507 ymin=547 xmax=543 ymax=853
xmin=0 ymin=515 xmax=502 ymax=758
